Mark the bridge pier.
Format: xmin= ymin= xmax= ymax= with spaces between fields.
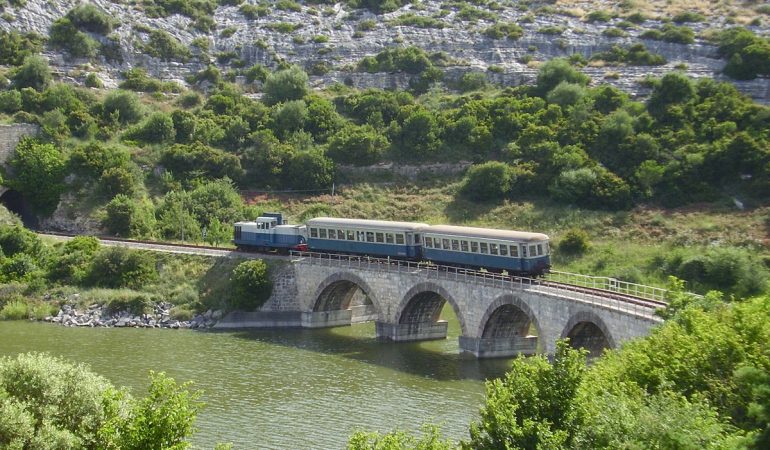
xmin=459 ymin=336 xmax=538 ymax=358
xmin=376 ymin=320 xmax=448 ymax=342
xmin=301 ymin=310 xmax=352 ymax=328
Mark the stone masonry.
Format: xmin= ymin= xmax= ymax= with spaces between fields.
xmin=218 ymin=255 xmax=661 ymax=358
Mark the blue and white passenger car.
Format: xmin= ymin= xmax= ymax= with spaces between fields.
xmin=233 ymin=213 xmax=308 ymax=252
xmin=420 ymin=225 xmax=550 ymax=275
xmin=306 ymin=217 xmax=428 ymax=258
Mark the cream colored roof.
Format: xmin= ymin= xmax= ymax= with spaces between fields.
xmin=307 ymin=217 xmax=428 ymax=232
xmin=424 ymin=225 xmax=549 ymax=242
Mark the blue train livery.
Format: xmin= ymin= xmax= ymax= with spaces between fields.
xmin=420 ymin=225 xmax=550 ymax=275
xmin=234 ymin=214 xmax=307 ymax=252
xmin=306 ymin=217 xmax=427 ymax=259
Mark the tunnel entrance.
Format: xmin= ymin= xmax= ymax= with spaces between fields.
xmin=565 ymin=321 xmax=610 ymax=358
xmin=0 ymin=190 xmax=38 ymax=228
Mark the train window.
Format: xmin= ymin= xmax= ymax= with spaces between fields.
xmin=442 ymin=239 xmax=450 ymax=250
xmin=537 ymin=244 xmax=543 ymax=256
xmin=396 ymin=234 xmax=405 ymax=245
xmin=500 ymin=245 xmax=508 ymax=256
xmin=310 ymin=228 xmax=318 ymax=238
xmin=425 ymin=237 xmax=433 ymax=248
xmin=328 ymin=229 xmax=336 ymax=239
xmin=414 ymin=234 xmax=420 ymax=244
xmin=319 ymin=229 xmax=327 ymax=239
xmin=386 ymin=233 xmax=394 ymax=244
xmin=235 ymin=226 xmax=242 ymax=240
xmin=376 ymin=232 xmax=384 ymax=243
xmin=471 ymin=241 xmax=479 ymax=253
xmin=347 ymin=230 xmax=355 ymax=241
xmin=521 ymin=245 xmax=527 ymax=257
xmin=544 ymin=242 xmax=549 ymax=254
xmin=366 ymin=232 xmax=375 ymax=242
xmin=451 ymin=240 xmax=459 ymax=251
xmin=480 ymin=242 xmax=488 ymax=254
xmin=461 ymin=241 xmax=469 ymax=252
xmin=336 ymin=229 xmax=343 ymax=239
xmin=510 ymin=245 xmax=519 ymax=257
xmin=529 ymin=245 xmax=537 ymax=257
xmin=490 ymin=243 xmax=499 ymax=255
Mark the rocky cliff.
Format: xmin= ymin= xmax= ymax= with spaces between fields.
xmin=1 ymin=0 xmax=769 ymax=101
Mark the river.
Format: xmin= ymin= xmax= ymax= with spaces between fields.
xmin=0 ymin=316 xmax=516 ymax=449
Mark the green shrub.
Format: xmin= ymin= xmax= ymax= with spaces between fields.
xmin=558 ymin=229 xmax=590 ymax=255
xmin=103 ymin=90 xmax=144 ymax=124
xmin=389 ymin=13 xmax=445 ymax=29
xmin=124 ymin=111 xmax=176 ymax=144
xmin=8 ymin=138 xmax=66 ymax=215
xmin=66 ymin=3 xmax=115 ymax=34
xmin=84 ymin=73 xmax=103 ymax=88
xmin=0 ymin=30 xmax=44 ymax=66
xmin=142 ymin=29 xmax=191 ymax=61
xmin=103 ymin=195 xmax=156 ymax=238
xmin=119 ymin=68 xmax=181 ymax=93
xmin=262 ymin=66 xmax=309 ymax=105
xmin=48 ymin=17 xmax=100 ymax=58
xmin=86 ymin=246 xmax=158 ymax=289
xmin=240 ymin=3 xmax=269 ymax=19
xmin=327 ymin=125 xmax=388 ymax=166
xmin=672 ymin=11 xmax=705 ymax=23
xmin=585 ymin=10 xmax=612 ymax=22
xmin=641 ymin=24 xmax=694 ymax=44
xmin=11 ymin=55 xmax=51 ymax=91
xmin=229 ymin=259 xmax=272 ymax=311
xmin=461 ymin=161 xmax=513 ymax=201
xmin=0 ymin=298 xmax=28 ymax=320
xmin=482 ymin=22 xmax=523 ymax=40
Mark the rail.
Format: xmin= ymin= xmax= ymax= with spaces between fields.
xmin=545 ymin=270 xmax=669 ymax=303
xmin=290 ymin=251 xmax=666 ymax=321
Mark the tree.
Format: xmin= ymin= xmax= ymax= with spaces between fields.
xmin=230 ymin=259 xmax=272 ymax=311
xmin=99 ymin=371 xmax=202 ymax=450
xmin=262 ymin=66 xmax=309 ymax=105
xmin=0 ymin=224 xmax=42 ymax=257
xmin=466 ymin=340 xmax=587 ymax=450
xmin=126 ymin=112 xmax=176 ymax=144
xmin=103 ymin=195 xmax=156 ymax=238
xmin=282 ymin=150 xmax=334 ymax=190
xmin=85 ymin=246 xmax=158 ymax=289
xmin=11 ymin=55 xmax=52 ymax=91
xmin=546 ymin=82 xmax=588 ymax=109
xmin=460 ymin=161 xmax=513 ymax=201
xmin=326 ymin=125 xmax=388 ymax=166
xmin=204 ymin=217 xmax=231 ymax=247
xmin=390 ymin=109 xmax=441 ymax=161
xmin=535 ymin=58 xmax=589 ymax=97
xmin=558 ymin=229 xmax=590 ymax=256
xmin=9 ymin=138 xmax=66 ymax=215
xmin=103 ymin=90 xmax=144 ymax=125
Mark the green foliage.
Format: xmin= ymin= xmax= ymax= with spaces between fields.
xmin=0 ymin=298 xmax=28 ymax=320
xmin=718 ymin=28 xmax=770 ymax=80
xmin=389 ymin=13 xmax=445 ymax=29
xmin=70 ymin=142 xmax=131 ymax=179
xmin=100 ymin=165 xmax=140 ymax=197
xmin=103 ymin=90 xmax=144 ymax=124
xmin=0 ymin=30 xmax=44 ymax=66
xmin=103 ymin=195 xmax=156 ymax=238
xmin=142 ymin=0 xmax=217 ymax=31
xmin=327 ymin=124 xmax=388 ymax=166
xmin=161 ymin=142 xmax=244 ymax=183
xmin=11 ymin=55 xmax=51 ymax=91
xmin=0 ymin=352 xmax=114 ymax=448
xmin=99 ymin=371 xmax=202 ymax=449
xmin=0 ymin=225 xmax=41 ymax=257
xmin=85 ymin=246 xmax=158 ymax=289
xmin=47 ymin=236 xmax=100 ymax=284
xmin=641 ymin=24 xmax=695 ymax=44
xmin=460 ymin=161 xmax=513 ymax=201
xmin=590 ymin=43 xmax=666 ymax=66
xmin=662 ymin=248 xmax=769 ymax=297
xmin=389 ymin=108 xmax=441 ymax=161
xmin=142 ymin=29 xmax=192 ymax=61
xmin=48 ymin=17 xmax=100 ymax=58
xmin=262 ymin=66 xmax=309 ymax=105
xmin=535 ymin=58 xmax=589 ymax=96
xmin=546 ymin=82 xmax=587 ymax=108
xmin=120 ymin=68 xmax=182 ymax=93
xmin=66 ymin=3 xmax=116 ymax=34
xmin=0 ymin=353 xmax=201 ymax=450
xmin=672 ymin=11 xmax=705 ymax=23
xmin=358 ymin=46 xmax=433 ymax=74
xmin=585 ymin=10 xmax=612 ymax=22
xmin=8 ymin=138 xmax=66 ymax=215
xmin=558 ymin=229 xmax=590 ymax=256
xmin=348 ymin=424 xmax=454 ymax=450
xmin=125 ymin=111 xmax=176 ymax=144
xmin=84 ymin=72 xmax=103 ymax=88
xmin=283 ymin=150 xmax=335 ymax=190
xmin=466 ymin=340 xmax=587 ymax=449
xmin=229 ymin=259 xmax=272 ymax=311
xmin=483 ymin=22 xmax=524 ymax=40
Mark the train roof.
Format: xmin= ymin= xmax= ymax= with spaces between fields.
xmin=307 ymin=217 xmax=428 ymax=231
xmin=423 ymin=225 xmax=549 ymax=242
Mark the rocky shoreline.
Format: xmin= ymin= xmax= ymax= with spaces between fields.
xmin=41 ymin=302 xmax=223 ymax=330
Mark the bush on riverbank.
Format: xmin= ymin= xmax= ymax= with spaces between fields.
xmin=350 ymin=291 xmax=770 ymax=449
xmin=0 ymin=352 xmax=201 ymax=449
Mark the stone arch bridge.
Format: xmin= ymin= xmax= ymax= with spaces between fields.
xmin=218 ymin=252 xmax=663 ymax=358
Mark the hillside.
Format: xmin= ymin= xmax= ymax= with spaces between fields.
xmin=1 ymin=0 xmax=769 ymax=101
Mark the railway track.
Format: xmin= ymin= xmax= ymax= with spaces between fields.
xmin=37 ymin=232 xmax=667 ymax=309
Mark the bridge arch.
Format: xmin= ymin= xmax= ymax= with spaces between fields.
xmin=396 ymin=282 xmax=468 ymax=336
xmin=560 ymin=311 xmax=616 ymax=357
xmin=477 ymin=295 xmax=541 ymax=341
xmin=311 ymin=272 xmax=381 ymax=318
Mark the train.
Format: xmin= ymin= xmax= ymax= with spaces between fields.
xmin=233 ymin=213 xmax=551 ymax=276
